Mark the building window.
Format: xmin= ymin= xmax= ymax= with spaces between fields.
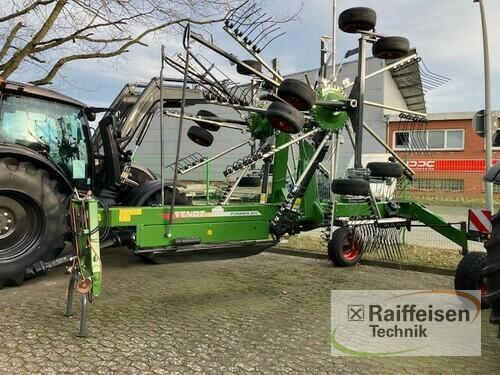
xmin=409 ymin=178 xmax=464 ymax=192
xmin=393 ymin=129 xmax=464 ymax=151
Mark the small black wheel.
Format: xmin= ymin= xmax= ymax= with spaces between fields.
xmin=331 ymin=178 xmax=371 ymax=196
xmin=187 ymin=126 xmax=214 ymax=147
xmin=277 ymin=79 xmax=316 ymax=111
xmin=485 ymin=212 xmax=500 ymax=324
xmin=367 ymin=162 xmax=404 ymax=178
xmin=195 ymin=110 xmax=220 ymax=132
xmin=238 ymin=175 xmax=262 ymax=187
xmin=372 ymin=36 xmax=410 ymax=60
xmin=455 ymin=252 xmax=490 ymax=309
xmin=328 ymin=227 xmax=362 ymax=267
xmin=0 ymin=158 xmax=68 ymax=288
xmin=237 ymin=60 xmax=262 ymax=75
xmin=339 ymin=7 xmax=377 ymax=34
xmin=265 ymin=101 xmax=305 ymax=134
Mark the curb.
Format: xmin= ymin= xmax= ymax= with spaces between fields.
xmin=267 ymin=247 xmax=455 ymax=276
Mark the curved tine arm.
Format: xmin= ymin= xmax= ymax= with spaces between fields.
xmin=259 ymin=31 xmax=286 ymax=52
xmin=182 ymin=23 xmax=191 ymax=50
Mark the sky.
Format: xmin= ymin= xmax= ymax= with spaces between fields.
xmin=13 ymin=0 xmax=500 ymax=114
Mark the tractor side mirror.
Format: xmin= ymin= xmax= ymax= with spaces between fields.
xmin=84 ymin=107 xmax=97 ymax=122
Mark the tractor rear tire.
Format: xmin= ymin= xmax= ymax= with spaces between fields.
xmin=266 ymin=101 xmax=305 ymax=134
xmin=277 ymin=79 xmax=316 ymax=111
xmin=195 ymin=110 xmax=220 ymax=132
xmin=485 ymin=212 xmax=500 ymax=324
xmin=237 ymin=60 xmax=262 ymax=76
xmin=0 ymin=158 xmax=68 ymax=288
xmin=338 ymin=7 xmax=377 ymax=34
xmin=328 ymin=227 xmax=362 ymax=267
xmin=372 ymin=37 xmax=410 ymax=60
xmin=367 ymin=162 xmax=404 ymax=178
xmin=454 ymin=251 xmax=490 ymax=309
xmin=187 ymin=126 xmax=214 ymax=147
xmin=331 ymin=178 xmax=371 ymax=197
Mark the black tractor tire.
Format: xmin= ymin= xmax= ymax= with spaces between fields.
xmin=331 ymin=178 xmax=371 ymax=197
xmin=372 ymin=36 xmax=410 ymax=60
xmin=367 ymin=162 xmax=404 ymax=178
xmin=328 ymin=227 xmax=362 ymax=267
xmin=485 ymin=212 xmax=500 ymax=324
xmin=238 ymin=175 xmax=262 ymax=187
xmin=0 ymin=158 xmax=68 ymax=288
xmin=145 ymin=188 xmax=192 ymax=206
xmin=455 ymin=251 xmax=490 ymax=309
xmin=129 ymin=164 xmax=157 ymax=185
xmin=338 ymin=7 xmax=377 ymax=34
xmin=237 ymin=60 xmax=262 ymax=75
xmin=187 ymin=126 xmax=214 ymax=147
xmin=195 ymin=110 xmax=220 ymax=132
xmin=266 ymin=101 xmax=305 ymax=134
xmin=277 ymin=79 xmax=316 ymax=111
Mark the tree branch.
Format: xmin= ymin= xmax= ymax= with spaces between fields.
xmin=1 ymin=0 xmax=68 ymax=79
xmin=29 ymin=16 xmax=227 ymax=86
xmin=0 ymin=22 xmax=23 ymax=63
xmin=0 ymin=0 xmax=56 ymax=23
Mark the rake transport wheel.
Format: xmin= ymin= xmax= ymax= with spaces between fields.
xmin=266 ymin=101 xmax=305 ymax=134
xmin=372 ymin=37 xmax=410 ymax=60
xmin=0 ymin=158 xmax=68 ymax=288
xmin=454 ymin=252 xmax=490 ymax=309
xmin=195 ymin=110 xmax=220 ymax=132
xmin=366 ymin=162 xmax=404 ymax=178
xmin=331 ymin=178 xmax=371 ymax=197
xmin=328 ymin=227 xmax=362 ymax=267
xmin=277 ymin=79 xmax=316 ymax=111
xmin=485 ymin=212 xmax=500 ymax=325
xmin=187 ymin=125 xmax=214 ymax=147
xmin=338 ymin=7 xmax=377 ymax=34
xmin=236 ymin=60 xmax=262 ymax=76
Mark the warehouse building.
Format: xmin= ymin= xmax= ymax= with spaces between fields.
xmin=388 ymin=111 xmax=500 ymax=197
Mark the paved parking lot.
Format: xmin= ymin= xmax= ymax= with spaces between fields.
xmin=0 ymin=248 xmax=499 ymax=374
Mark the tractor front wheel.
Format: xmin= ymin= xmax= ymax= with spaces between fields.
xmin=454 ymin=251 xmax=490 ymax=309
xmin=0 ymin=158 xmax=68 ymax=287
xmin=328 ymin=227 xmax=362 ymax=267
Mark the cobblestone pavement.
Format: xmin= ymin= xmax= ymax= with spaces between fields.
xmin=0 ymin=248 xmax=499 ymax=374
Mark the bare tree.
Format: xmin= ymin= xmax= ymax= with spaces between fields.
xmin=0 ymin=0 xmax=248 ymax=85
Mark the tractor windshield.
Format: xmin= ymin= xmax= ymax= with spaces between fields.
xmin=0 ymin=94 xmax=91 ymax=188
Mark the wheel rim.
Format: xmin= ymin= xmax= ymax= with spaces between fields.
xmin=269 ymin=117 xmax=295 ymax=133
xmin=0 ymin=193 xmax=44 ymax=262
xmin=342 ymin=234 xmax=361 ymax=261
xmin=479 ymin=277 xmax=488 ymax=298
xmin=281 ymin=95 xmax=307 ymax=111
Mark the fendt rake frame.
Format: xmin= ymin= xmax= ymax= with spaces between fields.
xmin=65 ymin=2 xmax=470 ymax=336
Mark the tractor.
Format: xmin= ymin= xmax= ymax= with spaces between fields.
xmin=0 ymin=78 xmax=195 ymax=287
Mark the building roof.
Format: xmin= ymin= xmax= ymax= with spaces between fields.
xmin=387 ymin=50 xmax=426 ymax=113
xmin=388 ymin=110 xmax=500 ymax=122
xmin=284 ymin=54 xmax=427 ymax=113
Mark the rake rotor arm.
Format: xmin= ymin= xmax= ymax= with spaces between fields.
xmin=178 ymin=140 xmax=252 ymax=175
xmin=164 ymin=110 xmax=248 ymax=131
xmin=224 ymin=128 xmax=321 ymax=177
xmin=189 ymin=32 xmax=281 ymax=88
